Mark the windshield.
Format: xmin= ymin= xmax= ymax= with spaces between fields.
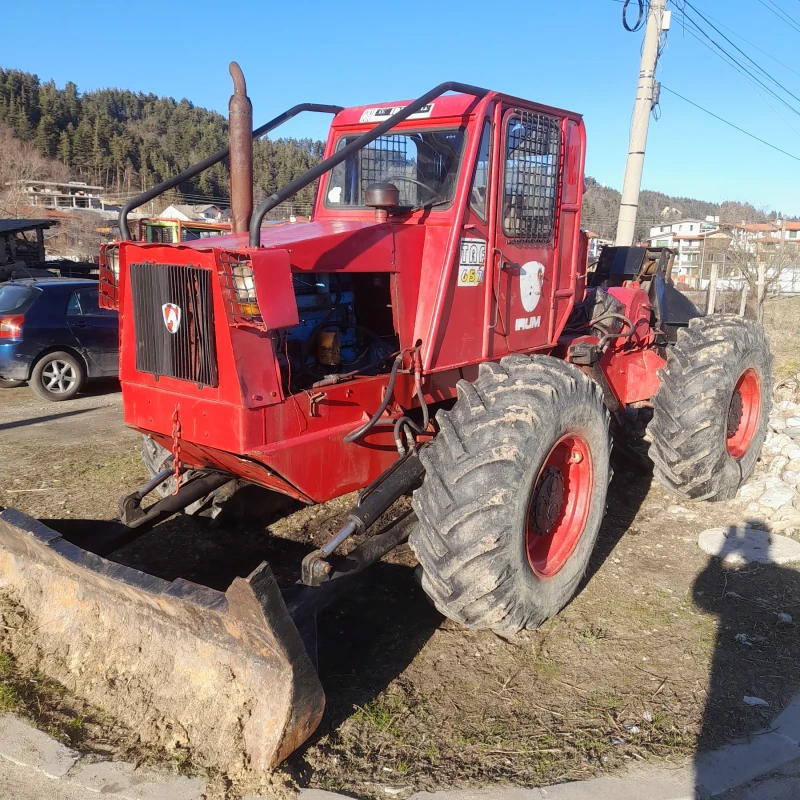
xmin=0 ymin=284 xmax=36 ymax=313
xmin=325 ymin=127 xmax=467 ymax=210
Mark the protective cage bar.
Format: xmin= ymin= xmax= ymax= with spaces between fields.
xmin=117 ymin=103 xmax=344 ymax=240
xmin=130 ymin=262 xmax=218 ymax=386
xmin=503 ymin=109 xmax=561 ymax=244
xmin=249 ymin=81 xmax=490 ymax=246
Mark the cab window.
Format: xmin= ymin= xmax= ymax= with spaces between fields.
xmin=502 ymin=111 xmax=561 ymax=244
xmin=469 ymin=120 xmax=491 ymax=221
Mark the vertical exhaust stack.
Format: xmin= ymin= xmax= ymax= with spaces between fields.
xmin=228 ymin=62 xmax=253 ymax=235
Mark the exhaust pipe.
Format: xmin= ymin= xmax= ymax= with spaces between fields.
xmin=228 ymin=61 xmax=253 ymax=235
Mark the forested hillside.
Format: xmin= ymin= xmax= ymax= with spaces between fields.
xmin=0 ymin=67 xmax=787 ymax=235
xmin=0 ymin=68 xmax=324 ymax=206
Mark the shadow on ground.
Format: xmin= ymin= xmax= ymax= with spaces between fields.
xmin=693 ymin=522 xmax=800 ymax=797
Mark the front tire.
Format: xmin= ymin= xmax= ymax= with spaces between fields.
xmin=410 ymin=355 xmax=611 ymax=637
xmin=30 ymin=351 xmax=85 ymax=401
xmin=649 ymin=315 xmax=772 ymax=501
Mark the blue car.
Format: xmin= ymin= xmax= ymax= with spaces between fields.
xmin=0 ymin=278 xmax=119 ymax=401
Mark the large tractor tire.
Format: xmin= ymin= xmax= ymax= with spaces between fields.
xmin=410 ymin=355 xmax=611 ymax=637
xmin=649 ymin=315 xmax=772 ymax=502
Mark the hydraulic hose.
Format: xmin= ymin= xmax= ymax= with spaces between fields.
xmin=343 ymin=355 xmax=403 ymax=443
xmin=393 ymin=369 xmax=430 ymax=455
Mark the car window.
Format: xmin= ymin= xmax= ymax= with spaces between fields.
xmin=74 ymin=289 xmax=116 ymax=317
xmin=66 ymin=291 xmax=82 ymax=316
xmin=0 ymin=284 xmax=36 ymax=313
xmin=84 ymin=289 xmax=116 ymax=316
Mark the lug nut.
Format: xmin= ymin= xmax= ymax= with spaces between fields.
xmin=570 ymin=450 xmax=583 ymax=463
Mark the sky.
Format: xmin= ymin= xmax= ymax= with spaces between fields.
xmin=2 ymin=0 xmax=799 ymax=215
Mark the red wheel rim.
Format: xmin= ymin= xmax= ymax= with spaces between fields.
xmin=526 ymin=434 xmax=593 ymax=578
xmin=727 ymin=369 xmax=761 ymax=460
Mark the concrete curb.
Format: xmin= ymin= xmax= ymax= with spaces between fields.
xmin=0 ymin=713 xmax=203 ymax=800
xmin=2 ymin=698 xmax=800 ymax=800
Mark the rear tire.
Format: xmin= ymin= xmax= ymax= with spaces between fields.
xmin=410 ymin=355 xmax=611 ymax=637
xmin=0 ymin=378 xmax=25 ymax=388
xmin=30 ymin=351 xmax=85 ymax=401
xmin=649 ymin=315 xmax=772 ymax=501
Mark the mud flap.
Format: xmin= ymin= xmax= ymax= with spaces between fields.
xmin=0 ymin=508 xmax=325 ymax=773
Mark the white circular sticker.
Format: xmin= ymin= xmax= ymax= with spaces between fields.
xmin=519 ymin=261 xmax=545 ymax=313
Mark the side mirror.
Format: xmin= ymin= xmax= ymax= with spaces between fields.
xmin=364 ymin=182 xmax=400 ymax=222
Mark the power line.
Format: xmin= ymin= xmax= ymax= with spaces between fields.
xmin=675 ymin=11 xmax=800 ymax=136
xmin=675 ymin=2 xmax=800 ymax=79
xmin=661 ymin=85 xmax=800 ymax=162
xmin=681 ymin=0 xmax=800 ymax=103
xmin=754 ymin=0 xmax=800 ymax=34
xmin=676 ymin=6 xmax=800 ymax=113
xmin=672 ymin=4 xmax=800 ymax=121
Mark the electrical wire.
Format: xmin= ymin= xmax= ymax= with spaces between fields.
xmin=623 ymin=0 xmax=647 ymax=31
xmin=673 ymin=1 xmax=800 ymax=79
xmin=680 ymin=1 xmax=800 ymax=106
xmin=661 ymin=85 xmax=800 ymax=163
xmin=671 ymin=4 xmax=800 ymax=122
xmin=674 ymin=9 xmax=800 ymax=137
xmin=754 ymin=0 xmax=800 ymax=35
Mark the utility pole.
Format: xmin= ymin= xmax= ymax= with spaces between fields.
xmin=615 ymin=0 xmax=669 ymax=246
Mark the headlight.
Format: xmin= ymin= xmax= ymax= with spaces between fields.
xmin=231 ymin=262 xmax=260 ymax=316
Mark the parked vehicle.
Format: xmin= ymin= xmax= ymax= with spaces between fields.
xmin=0 ymin=278 xmax=118 ymax=400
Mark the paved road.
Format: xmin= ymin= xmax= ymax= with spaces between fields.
xmin=720 ymin=757 xmax=800 ymax=800
xmin=0 ymin=757 xmax=87 ymax=800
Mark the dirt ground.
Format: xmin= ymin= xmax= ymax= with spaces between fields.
xmin=1 ymin=299 xmax=800 ymax=799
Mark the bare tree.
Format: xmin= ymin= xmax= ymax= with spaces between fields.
xmin=724 ymin=222 xmax=800 ymax=321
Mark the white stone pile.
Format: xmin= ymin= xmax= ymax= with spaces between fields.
xmin=737 ymin=379 xmax=800 ymax=536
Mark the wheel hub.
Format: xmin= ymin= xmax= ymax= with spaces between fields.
xmin=525 ymin=434 xmax=593 ymax=578
xmin=529 ymin=466 xmax=565 ymax=535
xmin=727 ymin=390 xmax=743 ymax=439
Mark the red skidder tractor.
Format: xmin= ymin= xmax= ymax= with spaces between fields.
xmin=0 ymin=65 xmax=771 ymax=771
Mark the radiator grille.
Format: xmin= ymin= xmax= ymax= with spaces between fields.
xmin=130 ymin=262 xmax=218 ymax=387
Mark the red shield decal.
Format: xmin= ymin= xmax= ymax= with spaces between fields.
xmin=162 ymin=303 xmax=182 ymax=334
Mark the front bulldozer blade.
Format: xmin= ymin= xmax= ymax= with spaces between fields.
xmin=0 ymin=508 xmax=325 ymax=773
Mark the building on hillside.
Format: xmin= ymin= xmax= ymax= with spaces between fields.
xmin=648 ymin=218 xmax=721 ymax=287
xmin=159 ymin=204 xmax=228 ymax=223
xmin=7 ymin=180 xmax=105 ymax=210
xmin=688 ymin=221 xmax=800 ymax=295
xmin=649 ymin=217 xmax=719 ymax=246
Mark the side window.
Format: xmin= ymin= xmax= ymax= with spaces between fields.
xmin=502 ymin=111 xmax=561 ymax=244
xmin=66 ymin=292 xmax=81 ymax=316
xmin=469 ymin=120 xmax=492 ymax=221
xmin=78 ymin=289 xmax=116 ymax=317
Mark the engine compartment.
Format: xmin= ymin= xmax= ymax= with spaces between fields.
xmin=276 ymin=272 xmax=399 ymax=392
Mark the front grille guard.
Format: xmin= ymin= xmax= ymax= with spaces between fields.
xmin=130 ymin=261 xmax=219 ymax=387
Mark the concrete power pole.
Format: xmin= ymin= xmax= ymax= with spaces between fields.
xmin=615 ymin=0 xmax=669 ymax=246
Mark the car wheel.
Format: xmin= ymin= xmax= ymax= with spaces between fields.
xmin=0 ymin=378 xmax=25 ymax=389
xmin=30 ymin=351 xmax=85 ymax=402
